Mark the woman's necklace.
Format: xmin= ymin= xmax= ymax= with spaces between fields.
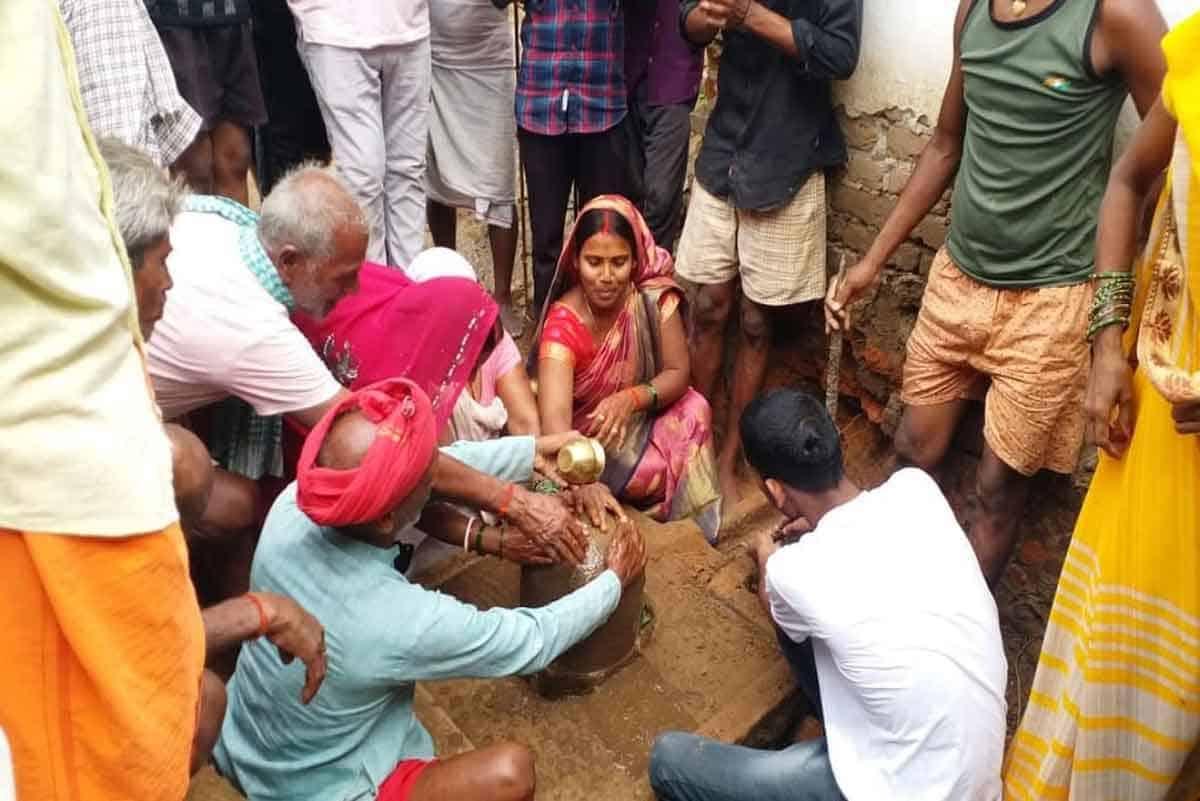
xmin=582 ymin=291 xmax=625 ymax=340
xmin=1011 ymin=0 xmax=1027 ymax=15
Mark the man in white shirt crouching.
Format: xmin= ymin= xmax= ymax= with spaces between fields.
xmin=649 ymin=389 xmax=1007 ymax=801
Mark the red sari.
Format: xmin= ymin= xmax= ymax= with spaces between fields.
xmin=536 ymin=196 xmax=721 ymax=542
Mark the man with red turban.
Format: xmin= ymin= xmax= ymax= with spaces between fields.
xmin=214 ymin=378 xmax=646 ymax=801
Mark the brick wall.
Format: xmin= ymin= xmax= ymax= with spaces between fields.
xmin=822 ymin=107 xmax=946 ymax=433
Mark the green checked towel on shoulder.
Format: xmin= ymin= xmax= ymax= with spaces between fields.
xmin=185 ymin=195 xmax=296 ymax=480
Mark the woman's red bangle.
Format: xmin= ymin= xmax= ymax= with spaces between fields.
xmin=245 ymin=592 xmax=270 ymax=637
xmin=496 ymin=482 xmax=516 ymax=518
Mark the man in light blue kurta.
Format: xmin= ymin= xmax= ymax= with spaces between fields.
xmin=215 ymin=433 xmax=635 ymax=801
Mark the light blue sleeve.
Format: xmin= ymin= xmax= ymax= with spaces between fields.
xmin=384 ymin=571 xmax=623 ymax=681
xmin=439 ymin=436 xmax=535 ymax=482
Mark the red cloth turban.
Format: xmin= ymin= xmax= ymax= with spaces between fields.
xmin=296 ymin=378 xmax=437 ymax=526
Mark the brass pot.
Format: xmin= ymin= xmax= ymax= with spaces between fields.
xmin=557 ymin=438 xmax=606 ymax=485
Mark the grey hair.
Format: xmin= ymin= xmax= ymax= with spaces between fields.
xmin=99 ymin=137 xmax=188 ymax=270
xmin=257 ymin=163 xmax=368 ymax=263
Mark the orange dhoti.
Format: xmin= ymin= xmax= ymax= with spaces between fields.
xmin=0 ymin=525 xmax=205 ymax=801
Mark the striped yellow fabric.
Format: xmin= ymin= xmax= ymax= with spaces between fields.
xmin=1006 ymin=20 xmax=1200 ymax=796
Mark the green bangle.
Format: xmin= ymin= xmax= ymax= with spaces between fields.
xmin=474 ymin=528 xmax=484 ymax=554
xmin=644 ymin=382 xmax=658 ymax=411
xmin=1087 ymin=314 xmax=1130 ymax=342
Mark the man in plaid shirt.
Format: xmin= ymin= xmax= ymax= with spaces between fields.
xmin=517 ymin=0 xmax=635 ymax=312
xmin=59 ymin=0 xmax=201 ymax=169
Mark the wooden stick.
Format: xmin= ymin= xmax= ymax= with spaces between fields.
xmin=825 ymin=254 xmax=848 ymax=420
xmin=512 ymin=4 xmax=531 ymax=315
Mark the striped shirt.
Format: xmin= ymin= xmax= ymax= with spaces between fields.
xmin=515 ymin=0 xmax=626 ymax=136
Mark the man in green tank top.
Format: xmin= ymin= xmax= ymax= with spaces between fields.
xmin=825 ymin=0 xmax=1166 ymax=586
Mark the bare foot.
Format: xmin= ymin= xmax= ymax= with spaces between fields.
xmin=718 ymin=463 xmax=742 ymax=509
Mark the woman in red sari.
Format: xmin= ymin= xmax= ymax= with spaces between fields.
xmin=536 ymin=196 xmax=722 ymax=543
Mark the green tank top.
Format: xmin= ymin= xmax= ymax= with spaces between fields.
xmin=946 ymin=0 xmax=1128 ymax=288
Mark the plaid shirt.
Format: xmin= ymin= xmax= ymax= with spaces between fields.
xmin=59 ymin=0 xmax=201 ymax=167
xmin=515 ymin=0 xmax=626 ymax=136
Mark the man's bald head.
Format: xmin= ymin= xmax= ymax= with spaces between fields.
xmin=316 ymin=409 xmax=379 ymax=472
xmin=312 ymin=408 xmax=436 ymax=543
xmin=259 ymin=163 xmax=368 ymax=319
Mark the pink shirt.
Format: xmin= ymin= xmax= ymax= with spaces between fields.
xmin=148 ymin=212 xmax=342 ymax=421
xmin=478 ymin=333 xmax=521 ymax=404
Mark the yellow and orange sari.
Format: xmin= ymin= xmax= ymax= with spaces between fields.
xmin=1005 ymin=14 xmax=1200 ymax=800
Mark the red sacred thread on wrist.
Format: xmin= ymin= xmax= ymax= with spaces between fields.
xmin=245 ymin=592 xmax=269 ymax=637
xmin=496 ymin=483 xmax=516 ymax=518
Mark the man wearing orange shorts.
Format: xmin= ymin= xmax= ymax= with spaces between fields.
xmin=0 ymin=3 xmax=205 ymax=799
xmin=825 ymin=0 xmax=1167 ymax=585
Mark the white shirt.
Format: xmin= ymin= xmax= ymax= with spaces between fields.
xmin=766 ymin=469 xmax=1007 ymax=801
xmin=287 ymin=0 xmax=429 ymax=50
xmin=147 ymin=211 xmax=342 ymax=421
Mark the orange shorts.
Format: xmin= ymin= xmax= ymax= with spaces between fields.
xmin=902 ymin=249 xmax=1091 ymax=476
xmin=0 ymin=525 xmax=205 ymax=801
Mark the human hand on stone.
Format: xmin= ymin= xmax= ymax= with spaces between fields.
xmin=495 ymin=526 xmax=556 ymax=566
xmin=569 ymin=483 xmax=627 ymax=531
xmin=505 ymin=486 xmax=588 ymax=565
xmin=605 ymin=519 xmax=647 ymax=589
